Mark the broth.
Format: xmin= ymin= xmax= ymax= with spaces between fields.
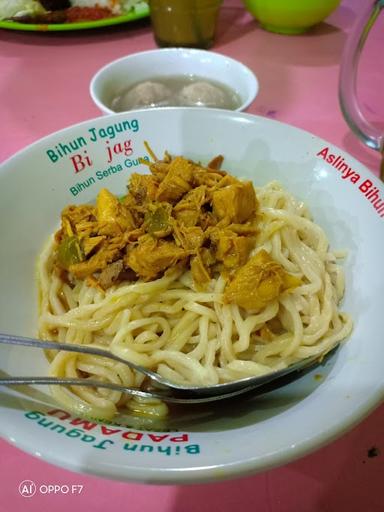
xmin=111 ymin=75 xmax=242 ymax=112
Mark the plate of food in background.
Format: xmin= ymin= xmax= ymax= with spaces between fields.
xmin=0 ymin=108 xmax=383 ymax=483
xmin=0 ymin=0 xmax=149 ymax=31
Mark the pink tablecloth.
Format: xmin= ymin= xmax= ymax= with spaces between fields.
xmin=0 ymin=1 xmax=383 ymax=510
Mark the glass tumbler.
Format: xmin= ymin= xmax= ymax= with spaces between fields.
xmin=339 ymin=0 xmax=384 ymax=178
xmin=148 ymin=0 xmax=223 ymax=49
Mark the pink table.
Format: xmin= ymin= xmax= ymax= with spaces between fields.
xmin=0 ymin=1 xmax=383 ymax=510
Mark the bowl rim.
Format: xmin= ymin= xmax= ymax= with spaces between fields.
xmin=2 ymin=393 xmax=381 ymax=484
xmin=89 ymin=47 xmax=259 ymax=115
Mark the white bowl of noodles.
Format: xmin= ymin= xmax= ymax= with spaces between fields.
xmin=0 ymin=108 xmax=383 ymax=483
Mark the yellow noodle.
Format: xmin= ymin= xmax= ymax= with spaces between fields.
xmin=37 ymin=181 xmax=353 ymax=421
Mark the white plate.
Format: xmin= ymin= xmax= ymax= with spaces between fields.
xmin=0 ymin=108 xmax=383 ymax=483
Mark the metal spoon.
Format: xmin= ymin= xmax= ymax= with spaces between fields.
xmin=0 ymin=332 xmax=323 ymax=404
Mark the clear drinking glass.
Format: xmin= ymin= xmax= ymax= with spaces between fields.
xmin=339 ymin=0 xmax=384 ymax=178
xmin=148 ymin=0 xmax=223 ymax=49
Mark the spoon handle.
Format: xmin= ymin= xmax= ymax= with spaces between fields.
xmin=0 ymin=332 xmax=166 ymax=386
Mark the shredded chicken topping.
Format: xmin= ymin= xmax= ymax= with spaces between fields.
xmin=54 ymin=151 xmax=300 ymax=310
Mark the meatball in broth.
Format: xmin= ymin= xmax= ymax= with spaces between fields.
xmin=111 ymin=75 xmax=241 ymax=112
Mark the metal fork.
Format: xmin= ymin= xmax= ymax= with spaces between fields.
xmin=0 ymin=332 xmax=321 ymax=404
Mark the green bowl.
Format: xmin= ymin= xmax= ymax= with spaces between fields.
xmin=242 ymin=0 xmax=341 ymax=34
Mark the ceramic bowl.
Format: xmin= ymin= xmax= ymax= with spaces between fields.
xmin=242 ymin=0 xmax=341 ymax=34
xmin=89 ymin=48 xmax=259 ymax=114
xmin=0 ymin=108 xmax=383 ymax=483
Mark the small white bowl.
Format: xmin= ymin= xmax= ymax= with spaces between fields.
xmin=90 ymin=48 xmax=259 ymax=114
